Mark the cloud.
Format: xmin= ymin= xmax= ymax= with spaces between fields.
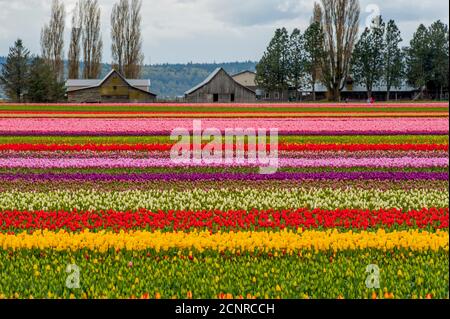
xmin=205 ymin=0 xmax=313 ymax=27
xmin=0 ymin=0 xmax=448 ymax=63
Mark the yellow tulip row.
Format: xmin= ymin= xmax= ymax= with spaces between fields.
xmin=1 ymin=229 xmax=448 ymax=253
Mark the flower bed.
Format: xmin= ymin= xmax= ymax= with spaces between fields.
xmin=0 ymin=103 xmax=448 ymax=299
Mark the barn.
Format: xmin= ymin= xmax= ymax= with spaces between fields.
xmin=66 ymin=69 xmax=157 ymax=103
xmin=184 ymin=68 xmax=256 ymax=103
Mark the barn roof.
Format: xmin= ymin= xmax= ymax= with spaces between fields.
xmin=185 ymin=68 xmax=222 ymax=95
xmin=67 ymin=79 xmax=150 ymax=88
xmin=232 ymin=70 xmax=256 ymax=77
xmin=66 ymin=69 xmax=156 ymax=96
xmin=185 ymin=68 xmax=256 ymax=96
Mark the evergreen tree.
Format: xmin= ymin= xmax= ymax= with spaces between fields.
xmin=351 ymin=17 xmax=385 ymax=99
xmin=256 ymin=28 xmax=290 ymax=99
xmin=304 ymin=21 xmax=324 ymax=101
xmin=0 ymin=39 xmax=30 ymax=102
xmin=383 ymin=20 xmax=404 ymax=101
xmin=428 ymin=20 xmax=449 ymax=99
xmin=27 ymin=57 xmax=65 ymax=103
xmin=405 ymin=24 xmax=431 ymax=97
xmin=287 ymin=28 xmax=306 ymax=100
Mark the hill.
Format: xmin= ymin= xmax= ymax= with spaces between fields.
xmin=0 ymin=57 xmax=257 ymax=99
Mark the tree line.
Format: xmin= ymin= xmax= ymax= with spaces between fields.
xmin=256 ymin=0 xmax=449 ymax=101
xmin=0 ymin=0 xmax=144 ymax=102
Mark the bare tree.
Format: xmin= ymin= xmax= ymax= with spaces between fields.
xmin=111 ymin=0 xmax=129 ymax=75
xmin=126 ymin=0 xmax=144 ymax=78
xmin=312 ymin=2 xmax=323 ymax=24
xmin=319 ymin=0 xmax=360 ymax=101
xmin=111 ymin=0 xmax=144 ymax=78
xmin=82 ymin=0 xmax=103 ymax=79
xmin=41 ymin=0 xmax=65 ymax=82
xmin=68 ymin=2 xmax=83 ymax=79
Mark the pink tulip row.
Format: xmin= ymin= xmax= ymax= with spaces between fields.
xmin=0 ymin=118 xmax=448 ymax=135
xmin=0 ymin=150 xmax=447 ymax=159
xmin=0 ymin=157 xmax=447 ymax=169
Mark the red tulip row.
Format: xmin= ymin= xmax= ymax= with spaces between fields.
xmin=0 ymin=207 xmax=447 ymax=233
xmin=0 ymin=143 xmax=447 ymax=152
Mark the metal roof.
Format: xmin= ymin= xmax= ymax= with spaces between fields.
xmin=302 ymin=82 xmax=418 ymax=93
xmin=232 ymin=70 xmax=256 ymax=77
xmin=66 ymin=79 xmax=150 ymax=87
xmin=185 ymin=68 xmax=222 ymax=95
xmin=65 ymin=69 xmax=151 ymax=93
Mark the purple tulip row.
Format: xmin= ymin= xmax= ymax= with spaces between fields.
xmin=0 ymin=172 xmax=447 ymax=182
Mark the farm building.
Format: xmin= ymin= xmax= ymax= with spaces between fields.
xmin=66 ymin=69 xmax=157 ymax=103
xmin=185 ymin=68 xmax=256 ymax=103
xmin=304 ymin=79 xmax=420 ymax=101
xmin=257 ymin=77 xmax=420 ymax=102
xmin=232 ymin=70 xmax=258 ymax=92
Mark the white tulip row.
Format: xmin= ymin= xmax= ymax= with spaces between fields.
xmin=0 ymin=188 xmax=447 ymax=211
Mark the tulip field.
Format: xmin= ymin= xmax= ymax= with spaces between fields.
xmin=0 ymin=102 xmax=449 ymax=299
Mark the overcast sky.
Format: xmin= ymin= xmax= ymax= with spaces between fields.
xmin=0 ymin=0 xmax=448 ymax=64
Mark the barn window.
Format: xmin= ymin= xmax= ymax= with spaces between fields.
xmin=231 ymin=94 xmax=235 ymax=102
xmin=113 ymin=86 xmax=117 ymax=91
xmin=213 ymin=94 xmax=219 ymax=102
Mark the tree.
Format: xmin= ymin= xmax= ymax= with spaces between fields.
xmin=405 ymin=24 xmax=431 ymax=97
xmin=68 ymin=2 xmax=83 ymax=79
xmin=312 ymin=2 xmax=323 ymax=23
xmin=383 ymin=20 xmax=404 ymax=101
xmin=287 ymin=28 xmax=306 ymax=100
xmin=351 ymin=16 xmax=385 ymax=99
xmin=304 ymin=21 xmax=324 ymax=101
xmin=319 ymin=0 xmax=360 ymax=101
xmin=27 ymin=57 xmax=65 ymax=102
xmin=428 ymin=20 xmax=449 ymax=99
xmin=256 ymin=28 xmax=290 ymax=99
xmin=0 ymin=39 xmax=30 ymax=102
xmin=111 ymin=0 xmax=128 ymax=75
xmin=111 ymin=0 xmax=144 ymax=78
xmin=82 ymin=0 xmax=103 ymax=79
xmin=41 ymin=0 xmax=65 ymax=81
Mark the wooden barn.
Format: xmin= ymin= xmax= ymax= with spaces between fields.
xmin=185 ymin=68 xmax=256 ymax=103
xmin=66 ymin=69 xmax=157 ymax=103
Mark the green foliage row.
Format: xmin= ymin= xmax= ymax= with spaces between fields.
xmin=0 ymin=250 xmax=447 ymax=299
xmin=0 ymin=105 xmax=448 ymax=113
xmin=0 ymin=135 xmax=447 ymax=145
xmin=2 ymin=167 xmax=447 ymax=175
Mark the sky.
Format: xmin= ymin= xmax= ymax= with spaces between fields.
xmin=0 ymin=0 xmax=448 ymax=64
